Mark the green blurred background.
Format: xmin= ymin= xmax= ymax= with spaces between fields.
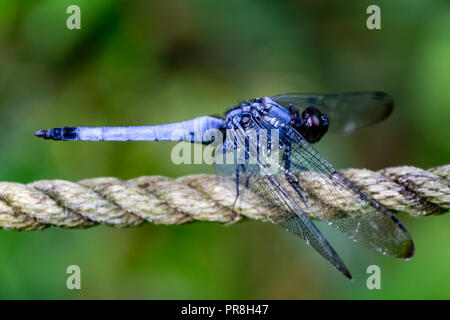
xmin=0 ymin=0 xmax=449 ymax=299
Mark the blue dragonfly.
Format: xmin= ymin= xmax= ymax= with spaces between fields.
xmin=35 ymin=91 xmax=414 ymax=279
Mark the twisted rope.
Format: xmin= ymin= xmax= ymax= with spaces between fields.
xmin=0 ymin=165 xmax=448 ymax=231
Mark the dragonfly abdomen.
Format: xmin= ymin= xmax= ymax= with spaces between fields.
xmin=35 ymin=116 xmax=226 ymax=142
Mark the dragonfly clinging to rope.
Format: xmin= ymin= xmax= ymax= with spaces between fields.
xmin=35 ymin=91 xmax=414 ymax=279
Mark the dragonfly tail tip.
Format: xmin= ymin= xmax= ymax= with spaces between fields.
xmin=34 ymin=129 xmax=49 ymax=139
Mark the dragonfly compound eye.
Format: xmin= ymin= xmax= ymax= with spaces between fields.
xmin=297 ymin=107 xmax=329 ymax=143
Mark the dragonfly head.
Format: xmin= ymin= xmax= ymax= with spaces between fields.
xmin=291 ymin=106 xmax=329 ymax=143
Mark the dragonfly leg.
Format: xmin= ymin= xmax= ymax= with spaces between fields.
xmin=230 ymin=164 xmax=240 ymax=220
xmin=283 ymin=144 xmax=291 ymax=171
xmin=283 ymin=145 xmax=307 ymax=207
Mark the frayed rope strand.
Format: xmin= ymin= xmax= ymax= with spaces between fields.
xmin=0 ymin=165 xmax=448 ymax=231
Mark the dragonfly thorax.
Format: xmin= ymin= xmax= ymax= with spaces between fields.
xmin=224 ymin=96 xmax=329 ymax=143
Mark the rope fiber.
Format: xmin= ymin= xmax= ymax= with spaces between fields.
xmin=0 ymin=165 xmax=448 ymax=231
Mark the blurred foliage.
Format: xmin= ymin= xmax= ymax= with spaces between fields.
xmin=0 ymin=0 xmax=449 ymax=299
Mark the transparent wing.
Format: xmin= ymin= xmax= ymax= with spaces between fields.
xmin=271 ymin=91 xmax=394 ymax=133
xmin=214 ymin=125 xmax=352 ymax=279
xmin=249 ymin=114 xmax=414 ymax=259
